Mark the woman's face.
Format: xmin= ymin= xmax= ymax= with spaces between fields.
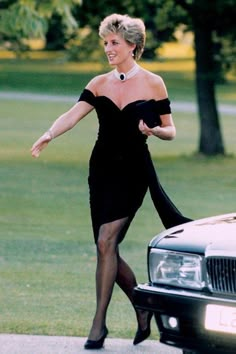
xmin=103 ymin=33 xmax=135 ymax=66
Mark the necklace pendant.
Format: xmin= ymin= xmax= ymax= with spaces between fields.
xmin=114 ymin=64 xmax=140 ymax=82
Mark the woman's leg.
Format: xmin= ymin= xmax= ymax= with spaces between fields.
xmin=87 ymin=217 xmax=129 ymax=341
xmin=116 ymin=254 xmax=151 ymax=331
xmin=116 ymin=254 xmax=137 ymax=303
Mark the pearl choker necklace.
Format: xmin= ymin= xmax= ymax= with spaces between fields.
xmin=114 ymin=64 xmax=140 ymax=82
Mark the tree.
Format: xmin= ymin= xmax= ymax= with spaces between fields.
xmin=154 ymin=0 xmax=236 ymax=155
xmin=0 ymin=0 xmax=80 ymax=53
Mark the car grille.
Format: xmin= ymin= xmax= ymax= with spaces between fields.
xmin=206 ymin=257 xmax=236 ymax=295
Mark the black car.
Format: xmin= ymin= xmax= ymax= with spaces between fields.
xmin=134 ymin=213 xmax=236 ymax=354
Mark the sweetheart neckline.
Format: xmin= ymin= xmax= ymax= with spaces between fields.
xmin=84 ymin=88 xmax=146 ymax=111
xmin=99 ymin=96 xmax=143 ymax=111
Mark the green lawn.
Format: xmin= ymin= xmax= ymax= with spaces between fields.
xmin=1 ymin=57 xmax=236 ymax=104
xmin=0 ymin=57 xmax=236 ymax=339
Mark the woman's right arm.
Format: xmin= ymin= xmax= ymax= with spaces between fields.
xmin=31 ymin=100 xmax=93 ymax=158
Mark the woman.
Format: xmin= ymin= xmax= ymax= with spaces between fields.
xmin=31 ymin=13 xmax=192 ymax=350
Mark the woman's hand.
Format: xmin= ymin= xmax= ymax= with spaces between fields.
xmin=138 ymin=120 xmax=157 ymax=137
xmin=138 ymin=119 xmax=176 ymax=140
xmin=31 ymin=131 xmax=52 ymax=158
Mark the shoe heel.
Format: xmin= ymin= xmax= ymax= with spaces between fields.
xmin=84 ymin=326 xmax=108 ymax=350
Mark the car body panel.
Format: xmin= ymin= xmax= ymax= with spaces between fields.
xmin=149 ymin=213 xmax=236 ymax=254
xmin=134 ymin=213 xmax=236 ymax=354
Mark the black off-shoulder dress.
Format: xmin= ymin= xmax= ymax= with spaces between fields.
xmin=78 ymin=89 xmax=191 ymax=243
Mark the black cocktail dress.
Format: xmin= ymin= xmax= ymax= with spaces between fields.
xmin=78 ymin=89 xmax=191 ymax=243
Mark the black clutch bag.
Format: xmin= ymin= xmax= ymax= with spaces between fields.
xmin=135 ymin=99 xmax=161 ymax=128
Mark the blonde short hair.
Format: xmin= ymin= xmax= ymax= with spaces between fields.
xmin=99 ymin=14 xmax=146 ymax=60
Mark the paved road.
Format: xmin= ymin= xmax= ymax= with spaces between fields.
xmin=0 ymin=91 xmax=236 ymax=115
xmin=0 ymin=334 xmax=182 ymax=354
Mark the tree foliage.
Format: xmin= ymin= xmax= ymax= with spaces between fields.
xmin=0 ymin=0 xmax=80 ymax=52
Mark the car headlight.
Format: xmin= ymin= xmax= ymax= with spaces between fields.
xmin=149 ymin=249 xmax=205 ymax=290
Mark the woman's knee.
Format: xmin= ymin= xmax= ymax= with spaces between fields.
xmin=97 ymin=225 xmax=117 ymax=255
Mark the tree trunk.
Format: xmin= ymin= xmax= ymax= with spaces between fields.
xmin=194 ymin=24 xmax=225 ymax=155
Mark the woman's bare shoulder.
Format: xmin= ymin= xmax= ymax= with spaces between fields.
xmin=140 ymin=68 xmax=168 ymax=98
xmin=141 ymin=68 xmax=165 ymax=85
xmin=86 ymin=72 xmax=112 ymax=95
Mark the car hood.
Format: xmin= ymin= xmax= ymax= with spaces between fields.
xmin=149 ymin=213 xmax=236 ymax=255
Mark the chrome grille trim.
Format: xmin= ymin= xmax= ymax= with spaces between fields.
xmin=206 ymin=257 xmax=236 ymax=295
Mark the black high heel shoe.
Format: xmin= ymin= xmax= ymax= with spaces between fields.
xmin=133 ymin=312 xmax=153 ymax=345
xmin=84 ymin=326 xmax=108 ymax=350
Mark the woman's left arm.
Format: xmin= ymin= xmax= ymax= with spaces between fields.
xmin=138 ymin=74 xmax=176 ymax=140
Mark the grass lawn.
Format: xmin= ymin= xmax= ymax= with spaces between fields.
xmin=0 ymin=57 xmax=236 ymax=339
xmin=1 ymin=56 xmax=236 ymax=104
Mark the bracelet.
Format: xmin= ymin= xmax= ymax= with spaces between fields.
xmin=47 ymin=129 xmax=54 ymax=140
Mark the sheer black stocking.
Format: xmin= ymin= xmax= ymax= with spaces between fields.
xmin=87 ymin=217 xmax=149 ymax=341
xmin=116 ymin=254 xmax=150 ymax=331
xmin=87 ymin=217 xmax=129 ymax=341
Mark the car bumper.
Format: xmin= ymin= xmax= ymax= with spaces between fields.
xmin=134 ymin=283 xmax=236 ymax=353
